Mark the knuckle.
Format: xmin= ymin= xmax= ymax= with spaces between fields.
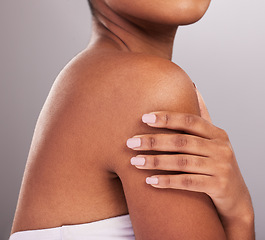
xmin=195 ymin=157 xmax=204 ymax=168
xmin=175 ymin=155 xmax=189 ymax=169
xmin=162 ymin=175 xmax=171 ymax=187
xmin=173 ymin=135 xmax=188 ymax=148
xmin=215 ymin=142 xmax=231 ymax=158
xmin=148 ymin=136 xmax=156 ymax=149
xmin=225 ymin=146 xmax=234 ymax=158
xmin=167 ymin=176 xmax=172 ymax=187
xmin=182 ymin=176 xmax=194 ymax=187
xmin=163 ymin=113 xmax=170 ymax=126
xmin=219 ymin=128 xmax=229 ymax=141
xmin=152 ymin=156 xmax=160 ymax=168
xmin=220 ymin=144 xmax=234 ymax=159
xmin=209 ymin=127 xmax=216 ymax=139
xmin=184 ymin=114 xmax=196 ymax=127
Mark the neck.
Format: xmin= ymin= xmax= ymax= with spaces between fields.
xmin=86 ymin=2 xmax=178 ymax=60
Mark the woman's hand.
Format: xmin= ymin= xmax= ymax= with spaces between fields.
xmin=126 ymin=87 xmax=254 ymax=238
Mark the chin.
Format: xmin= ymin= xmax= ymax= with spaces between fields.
xmin=105 ymin=0 xmax=211 ymax=26
xmin=173 ymin=0 xmax=212 ymax=25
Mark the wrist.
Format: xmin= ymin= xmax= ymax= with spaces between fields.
xmin=221 ymin=211 xmax=255 ymax=240
xmin=221 ymin=208 xmax=254 ymax=230
xmin=221 ymin=191 xmax=254 ymax=227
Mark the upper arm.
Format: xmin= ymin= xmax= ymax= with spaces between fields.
xmin=106 ymin=55 xmax=226 ymax=239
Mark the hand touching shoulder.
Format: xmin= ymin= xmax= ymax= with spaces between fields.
xmin=85 ymin=51 xmax=227 ymax=239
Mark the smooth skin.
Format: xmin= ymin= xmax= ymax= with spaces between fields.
xmin=128 ymin=86 xmax=255 ymax=239
xmin=10 ymin=0 xmax=255 ymax=239
xmin=10 ymin=51 xmax=228 ymax=239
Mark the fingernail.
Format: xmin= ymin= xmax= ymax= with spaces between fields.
xmin=130 ymin=157 xmax=145 ymax=166
xmin=146 ymin=177 xmax=159 ymax=185
xmin=142 ymin=113 xmax=156 ymax=124
xmin=193 ymin=82 xmax=197 ymax=88
xmin=126 ymin=138 xmax=141 ymax=149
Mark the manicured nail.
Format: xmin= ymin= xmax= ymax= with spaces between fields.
xmin=131 ymin=157 xmax=145 ymax=166
xmin=126 ymin=138 xmax=141 ymax=149
xmin=142 ymin=113 xmax=156 ymax=124
xmin=146 ymin=177 xmax=159 ymax=185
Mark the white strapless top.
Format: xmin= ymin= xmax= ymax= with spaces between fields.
xmin=9 ymin=214 xmax=135 ymax=240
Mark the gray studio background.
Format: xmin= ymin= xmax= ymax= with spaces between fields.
xmin=1 ymin=0 xmax=264 ymax=239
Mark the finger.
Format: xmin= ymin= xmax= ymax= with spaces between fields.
xmin=146 ymin=174 xmax=216 ymax=196
xmin=195 ymin=88 xmax=212 ymax=123
xmin=141 ymin=111 xmax=222 ymax=139
xmin=126 ymin=133 xmax=214 ymax=157
xmin=131 ymin=154 xmax=214 ymax=175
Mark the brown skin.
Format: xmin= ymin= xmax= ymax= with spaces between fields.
xmin=88 ymin=0 xmax=211 ymax=60
xmin=11 ymin=51 xmax=227 ymax=239
xmin=12 ymin=50 xmax=225 ymax=240
xmin=10 ymin=0 xmax=254 ymax=239
xmin=129 ymin=94 xmax=255 ymax=239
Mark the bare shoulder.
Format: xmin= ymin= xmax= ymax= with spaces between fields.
xmin=70 ymin=49 xmax=202 ymax=167
xmin=51 ymin=49 xmax=201 ymax=168
xmin=69 ymin=50 xmax=226 ymax=239
xmin=80 ymin=49 xmax=197 ymax=96
xmin=73 ymin=49 xmax=200 ymax=116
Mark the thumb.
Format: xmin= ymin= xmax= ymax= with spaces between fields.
xmin=194 ymin=84 xmax=212 ymax=123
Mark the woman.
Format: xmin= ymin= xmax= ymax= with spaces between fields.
xmin=9 ymin=0 xmax=255 ymax=239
